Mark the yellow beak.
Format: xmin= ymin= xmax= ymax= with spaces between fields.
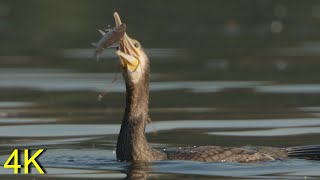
xmin=114 ymin=12 xmax=140 ymax=72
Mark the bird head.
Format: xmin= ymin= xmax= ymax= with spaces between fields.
xmin=114 ymin=12 xmax=150 ymax=84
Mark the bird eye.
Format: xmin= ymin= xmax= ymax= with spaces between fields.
xmin=134 ymin=43 xmax=139 ymax=48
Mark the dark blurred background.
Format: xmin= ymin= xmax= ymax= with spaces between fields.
xmin=1 ymin=0 xmax=320 ymax=81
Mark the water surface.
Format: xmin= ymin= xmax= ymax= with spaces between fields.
xmin=1 ymin=1 xmax=320 ymax=179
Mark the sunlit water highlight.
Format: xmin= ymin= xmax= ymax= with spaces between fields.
xmin=0 ymin=119 xmax=319 ymax=138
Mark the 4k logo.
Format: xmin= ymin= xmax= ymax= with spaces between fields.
xmin=3 ymin=149 xmax=45 ymax=174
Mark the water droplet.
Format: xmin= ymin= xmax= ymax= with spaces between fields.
xmin=97 ymin=94 xmax=103 ymax=101
xmin=271 ymin=20 xmax=283 ymax=34
xmin=275 ymin=60 xmax=288 ymax=71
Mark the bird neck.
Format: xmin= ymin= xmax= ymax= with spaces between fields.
xmin=124 ymin=76 xmax=150 ymax=121
xmin=117 ymin=73 xmax=165 ymax=161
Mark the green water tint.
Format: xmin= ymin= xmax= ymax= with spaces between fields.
xmin=1 ymin=0 xmax=320 ymax=179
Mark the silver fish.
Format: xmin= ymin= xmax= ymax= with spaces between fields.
xmin=92 ymin=23 xmax=126 ymax=61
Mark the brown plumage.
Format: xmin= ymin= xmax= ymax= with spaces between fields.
xmin=167 ymin=146 xmax=288 ymax=162
xmin=102 ymin=12 xmax=320 ymax=163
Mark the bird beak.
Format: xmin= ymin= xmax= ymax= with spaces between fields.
xmin=114 ymin=12 xmax=140 ymax=72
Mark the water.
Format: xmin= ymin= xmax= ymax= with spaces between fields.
xmin=1 ymin=71 xmax=320 ymax=180
xmin=1 ymin=1 xmax=320 ymax=179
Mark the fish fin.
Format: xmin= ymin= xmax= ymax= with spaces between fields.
xmin=91 ymin=42 xmax=98 ymax=47
xmin=104 ymin=28 xmax=113 ymax=32
xmin=98 ymin=29 xmax=106 ymax=36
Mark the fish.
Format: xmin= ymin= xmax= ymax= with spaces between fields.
xmin=92 ymin=23 xmax=126 ymax=61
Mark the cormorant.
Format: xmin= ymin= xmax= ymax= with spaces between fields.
xmin=106 ymin=12 xmax=320 ymax=162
